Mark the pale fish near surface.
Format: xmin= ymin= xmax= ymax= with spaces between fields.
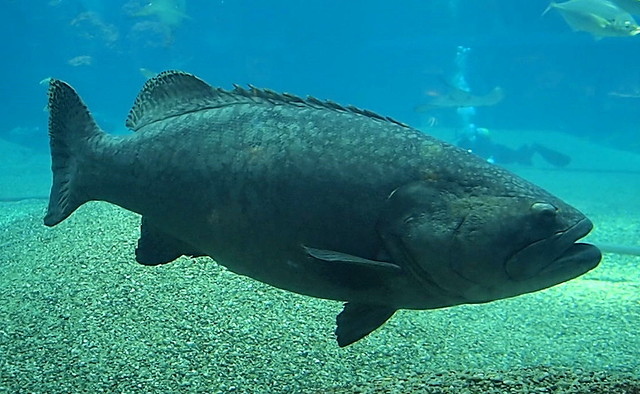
xmin=544 ymin=0 xmax=640 ymax=38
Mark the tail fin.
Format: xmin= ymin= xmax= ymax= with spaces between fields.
xmin=542 ymin=2 xmax=556 ymax=17
xmin=44 ymin=79 xmax=101 ymax=226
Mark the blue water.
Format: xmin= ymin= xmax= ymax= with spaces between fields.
xmin=3 ymin=0 xmax=640 ymax=147
xmin=1 ymin=1 xmax=639 ymax=392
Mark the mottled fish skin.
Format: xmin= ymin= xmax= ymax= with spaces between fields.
xmin=44 ymin=71 xmax=601 ymax=346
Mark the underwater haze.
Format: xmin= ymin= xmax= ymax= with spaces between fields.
xmin=1 ymin=1 xmax=639 ymax=392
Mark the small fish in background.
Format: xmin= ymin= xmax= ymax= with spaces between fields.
xmin=607 ymin=78 xmax=640 ymax=97
xmin=67 ymin=55 xmax=93 ymax=67
xmin=124 ymin=0 xmax=190 ymax=48
xmin=415 ymin=86 xmax=504 ymax=112
xmin=543 ymin=0 xmax=640 ymax=38
xmin=608 ymin=90 xmax=640 ymax=98
xmin=139 ymin=68 xmax=158 ymax=80
xmin=131 ymin=0 xmax=190 ymax=28
xmin=70 ymin=11 xmax=120 ymax=47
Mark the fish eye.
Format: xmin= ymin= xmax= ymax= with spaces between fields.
xmin=530 ymin=202 xmax=557 ymax=219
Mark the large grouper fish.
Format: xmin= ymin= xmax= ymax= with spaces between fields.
xmin=44 ymin=71 xmax=601 ymax=347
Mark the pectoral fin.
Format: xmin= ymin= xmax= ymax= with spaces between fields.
xmin=136 ymin=217 xmax=205 ymax=265
xmin=335 ymin=303 xmax=396 ymax=347
xmin=303 ymin=246 xmax=401 ymax=272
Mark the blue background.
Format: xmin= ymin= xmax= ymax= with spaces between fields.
xmin=2 ymin=0 xmax=640 ymax=151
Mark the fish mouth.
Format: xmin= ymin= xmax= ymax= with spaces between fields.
xmin=506 ymin=218 xmax=601 ymax=281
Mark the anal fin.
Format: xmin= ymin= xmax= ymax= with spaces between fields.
xmin=136 ymin=217 xmax=205 ymax=265
xmin=335 ymin=303 xmax=396 ymax=347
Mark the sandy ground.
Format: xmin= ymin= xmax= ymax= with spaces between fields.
xmin=0 ymin=130 xmax=638 ymax=393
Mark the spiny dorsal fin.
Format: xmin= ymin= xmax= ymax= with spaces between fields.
xmin=126 ymin=70 xmax=222 ymax=131
xmin=126 ymin=70 xmax=410 ymax=131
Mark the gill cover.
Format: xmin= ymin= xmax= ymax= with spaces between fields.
xmin=376 ymin=181 xmax=468 ymax=307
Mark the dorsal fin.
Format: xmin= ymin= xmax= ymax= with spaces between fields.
xmin=126 ymin=70 xmax=220 ymax=131
xmin=126 ymin=70 xmax=410 ymax=131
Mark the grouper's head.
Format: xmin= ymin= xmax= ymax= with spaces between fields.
xmin=379 ymin=178 xmax=601 ymax=307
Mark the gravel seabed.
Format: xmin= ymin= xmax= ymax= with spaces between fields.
xmin=0 ymin=195 xmax=638 ymax=393
xmin=0 ymin=131 xmax=639 ymax=393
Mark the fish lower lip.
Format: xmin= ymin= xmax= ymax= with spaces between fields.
xmin=506 ymin=218 xmax=598 ymax=280
xmin=551 ymin=218 xmax=600 ymax=269
xmin=547 ymin=242 xmax=601 ymax=273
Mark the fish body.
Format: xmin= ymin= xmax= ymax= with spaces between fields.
xmin=611 ymin=0 xmax=640 ymax=15
xmin=545 ymin=0 xmax=640 ymax=38
xmin=45 ymin=71 xmax=601 ymax=346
